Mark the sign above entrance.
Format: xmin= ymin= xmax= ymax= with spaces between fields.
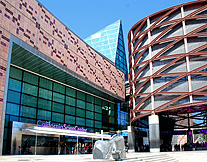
xmin=37 ymin=120 xmax=87 ymax=132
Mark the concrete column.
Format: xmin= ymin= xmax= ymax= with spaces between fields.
xmin=149 ymin=115 xmax=160 ymax=153
xmin=127 ymin=126 xmax=135 ymax=152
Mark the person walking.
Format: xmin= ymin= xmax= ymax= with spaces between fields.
xmin=125 ymin=143 xmax=129 ymax=153
xmin=18 ymin=146 xmax=21 ymax=155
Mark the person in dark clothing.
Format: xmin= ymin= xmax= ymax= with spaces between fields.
xmin=125 ymin=143 xmax=129 ymax=153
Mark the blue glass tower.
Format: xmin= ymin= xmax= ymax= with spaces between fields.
xmin=84 ymin=20 xmax=128 ymax=81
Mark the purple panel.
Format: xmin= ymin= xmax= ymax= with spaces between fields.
xmin=29 ymin=6 xmax=33 ymax=11
xmin=26 ymin=29 xmax=31 ymax=34
xmin=16 ymin=28 xmax=19 ymax=34
xmin=18 ymin=14 xmax=21 ymax=20
xmin=4 ymin=13 xmax=10 ymax=19
xmin=1 ymin=41 xmax=6 ymax=47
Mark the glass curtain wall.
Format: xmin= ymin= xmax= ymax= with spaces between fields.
xmin=3 ymin=66 xmax=118 ymax=154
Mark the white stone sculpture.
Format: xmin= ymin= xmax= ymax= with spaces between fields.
xmin=93 ymin=134 xmax=126 ymax=160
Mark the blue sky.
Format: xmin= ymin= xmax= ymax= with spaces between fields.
xmin=38 ymin=0 xmax=190 ymax=63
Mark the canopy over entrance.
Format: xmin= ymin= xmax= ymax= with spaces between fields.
xmin=23 ymin=126 xmax=111 ymax=139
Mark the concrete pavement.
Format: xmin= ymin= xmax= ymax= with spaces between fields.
xmin=0 ymin=150 xmax=207 ymax=162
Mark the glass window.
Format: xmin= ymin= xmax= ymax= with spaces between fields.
xmin=86 ymin=119 xmax=94 ymax=127
xmin=9 ymin=115 xmax=19 ymax=122
xmin=86 ymin=102 xmax=94 ymax=111
xmin=8 ymin=79 xmax=22 ymax=92
xmin=3 ymin=128 xmax=8 ymax=140
xmin=76 ymin=117 xmax=85 ymax=126
xmin=52 ymin=112 xmax=64 ymax=123
xmin=4 ymin=115 xmax=9 ymax=127
xmin=37 ymin=109 xmax=51 ymax=120
xmin=86 ymin=111 xmax=94 ymax=119
xmin=76 ymin=108 xmax=85 ymax=118
xmin=66 ymin=87 xmax=76 ymax=97
xmin=39 ymin=88 xmax=52 ymax=100
xmin=20 ymin=117 xmax=36 ymax=124
xmin=87 ymin=127 xmax=94 ymax=132
xmin=9 ymin=67 xmax=22 ymax=80
xmin=65 ymin=115 xmax=75 ymax=124
xmin=77 ymin=99 xmax=85 ymax=109
xmin=95 ymin=121 xmax=102 ymax=129
xmin=109 ymin=110 xmax=115 ymax=116
xmin=7 ymin=90 xmax=21 ymax=104
xmin=109 ymin=117 xmax=115 ymax=124
xmin=39 ymin=78 xmax=52 ymax=90
xmin=21 ymin=106 xmax=36 ymax=118
xmin=102 ymin=100 xmax=108 ymax=112
xmin=77 ymin=91 xmax=85 ymax=100
xmin=95 ymin=113 xmax=102 ymax=121
xmin=109 ymin=103 xmax=115 ymax=110
xmin=86 ymin=95 xmax=94 ymax=103
xmin=6 ymin=103 xmax=20 ymax=116
xmin=95 ymin=98 xmax=102 ymax=106
xmin=65 ymin=105 xmax=75 ymax=115
xmin=23 ymin=72 xmax=38 ymax=85
xmin=22 ymin=83 xmax=38 ymax=96
xmin=95 ymin=105 xmax=102 ymax=113
xmin=38 ymin=98 xmax=51 ymax=111
xmin=53 ymin=82 xmax=65 ymax=94
xmin=65 ymin=96 xmax=76 ymax=106
xmin=53 ymin=92 xmax=65 ymax=103
xmin=21 ymin=94 xmax=37 ymax=107
xmin=52 ymin=102 xmax=64 ymax=113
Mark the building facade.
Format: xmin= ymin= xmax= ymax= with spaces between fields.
xmin=0 ymin=0 xmax=125 ymax=155
xmin=128 ymin=0 xmax=207 ymax=152
xmin=84 ymin=20 xmax=128 ymax=81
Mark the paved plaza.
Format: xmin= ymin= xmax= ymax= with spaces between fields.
xmin=0 ymin=151 xmax=207 ymax=162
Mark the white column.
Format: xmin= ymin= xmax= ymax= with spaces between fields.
xmin=131 ymin=31 xmax=136 ymax=112
xmin=147 ymin=18 xmax=160 ymax=152
xmin=127 ymin=126 xmax=135 ymax=152
xmin=147 ymin=18 xmax=155 ymax=110
xmin=148 ymin=115 xmax=160 ymax=153
xmin=181 ymin=6 xmax=193 ymax=103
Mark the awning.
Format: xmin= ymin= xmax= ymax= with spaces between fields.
xmin=23 ymin=126 xmax=111 ymax=139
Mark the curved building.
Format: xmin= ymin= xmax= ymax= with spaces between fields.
xmin=128 ymin=0 xmax=207 ymax=152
